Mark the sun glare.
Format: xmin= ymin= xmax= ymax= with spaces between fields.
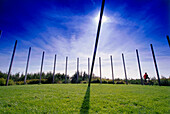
xmin=95 ymin=13 xmax=108 ymax=23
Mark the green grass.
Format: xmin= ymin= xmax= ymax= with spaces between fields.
xmin=0 ymin=84 xmax=169 ymax=113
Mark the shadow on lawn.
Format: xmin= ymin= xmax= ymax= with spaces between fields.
xmin=80 ymin=86 xmax=90 ymax=114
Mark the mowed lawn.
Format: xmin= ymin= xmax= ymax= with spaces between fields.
xmin=0 ymin=84 xmax=169 ymax=113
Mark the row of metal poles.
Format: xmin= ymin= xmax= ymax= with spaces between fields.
xmin=5 ymin=37 xmax=170 ymax=86
xmin=1 ymin=0 xmax=169 ymax=86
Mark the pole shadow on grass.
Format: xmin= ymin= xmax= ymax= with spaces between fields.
xmin=80 ymin=86 xmax=90 ymax=114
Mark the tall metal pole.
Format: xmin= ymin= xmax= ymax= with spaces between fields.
xmin=24 ymin=47 xmax=31 ymax=84
xmin=65 ymin=56 xmax=68 ymax=83
xmin=52 ymin=54 xmax=57 ymax=83
xmin=150 ymin=44 xmax=161 ymax=86
xmin=122 ymin=53 xmax=128 ymax=85
xmin=77 ymin=57 xmax=79 ymax=83
xmin=167 ymin=35 xmax=170 ymax=47
xmin=88 ymin=0 xmax=105 ymax=87
xmin=6 ymin=40 xmax=17 ymax=86
xmin=136 ymin=49 xmax=143 ymax=85
xmin=110 ymin=55 xmax=114 ymax=84
xmin=88 ymin=58 xmax=90 ymax=79
xmin=39 ymin=51 xmax=45 ymax=84
xmin=99 ymin=57 xmax=102 ymax=84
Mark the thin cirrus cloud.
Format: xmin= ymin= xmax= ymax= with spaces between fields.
xmin=0 ymin=0 xmax=169 ymax=79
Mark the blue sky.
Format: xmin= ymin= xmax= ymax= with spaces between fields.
xmin=0 ymin=0 xmax=169 ymax=79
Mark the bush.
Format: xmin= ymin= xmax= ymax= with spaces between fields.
xmin=41 ymin=79 xmax=48 ymax=84
xmin=81 ymin=81 xmax=88 ymax=84
xmin=107 ymin=80 xmax=114 ymax=84
xmin=102 ymin=80 xmax=108 ymax=84
xmin=8 ymin=79 xmax=15 ymax=85
xmin=16 ymin=81 xmax=24 ymax=85
xmin=0 ymin=78 xmax=6 ymax=86
xmin=160 ymin=79 xmax=170 ymax=86
xmin=0 ymin=78 xmax=15 ymax=86
xmin=91 ymin=79 xmax=100 ymax=83
xmin=129 ymin=79 xmax=141 ymax=84
xmin=56 ymin=81 xmax=62 ymax=84
xmin=26 ymin=79 xmax=48 ymax=84
xmin=62 ymin=80 xmax=67 ymax=83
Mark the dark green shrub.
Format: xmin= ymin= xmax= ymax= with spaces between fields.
xmin=154 ymin=81 xmax=159 ymax=85
xmin=41 ymin=79 xmax=48 ymax=84
xmin=0 ymin=71 xmax=7 ymax=79
xmin=56 ymin=81 xmax=62 ymax=84
xmin=27 ymin=79 xmax=39 ymax=84
xmin=116 ymin=81 xmax=125 ymax=84
xmin=26 ymin=79 xmax=48 ymax=84
xmin=129 ymin=79 xmax=141 ymax=84
xmin=107 ymin=80 xmax=114 ymax=84
xmin=160 ymin=79 xmax=170 ymax=86
xmin=62 ymin=80 xmax=67 ymax=83
xmin=102 ymin=80 xmax=107 ymax=84
xmin=91 ymin=79 xmax=100 ymax=83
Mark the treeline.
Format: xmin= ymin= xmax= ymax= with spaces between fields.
xmin=0 ymin=71 xmax=90 ymax=85
xmin=0 ymin=71 xmax=170 ymax=86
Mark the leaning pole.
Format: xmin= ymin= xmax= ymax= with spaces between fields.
xmin=99 ymin=57 xmax=102 ymax=84
xmin=65 ymin=56 xmax=68 ymax=83
xmin=77 ymin=57 xmax=79 ymax=83
xmin=150 ymin=44 xmax=161 ymax=86
xmin=136 ymin=49 xmax=143 ymax=85
xmin=88 ymin=0 xmax=105 ymax=87
xmin=39 ymin=51 xmax=45 ymax=84
xmin=122 ymin=53 xmax=128 ymax=85
xmin=6 ymin=40 xmax=17 ymax=86
xmin=88 ymin=58 xmax=90 ymax=79
xmin=110 ymin=55 xmax=115 ymax=84
xmin=52 ymin=54 xmax=57 ymax=83
xmin=24 ymin=47 xmax=31 ymax=84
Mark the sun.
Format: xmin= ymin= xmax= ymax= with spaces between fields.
xmin=95 ymin=13 xmax=108 ymax=23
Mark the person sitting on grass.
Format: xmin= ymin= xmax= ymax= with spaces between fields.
xmin=144 ymin=72 xmax=149 ymax=84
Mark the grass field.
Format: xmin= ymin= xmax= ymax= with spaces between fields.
xmin=0 ymin=84 xmax=169 ymax=113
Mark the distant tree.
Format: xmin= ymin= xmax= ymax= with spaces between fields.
xmin=82 ymin=72 xmax=88 ymax=81
xmin=0 ymin=71 xmax=7 ymax=79
xmin=71 ymin=71 xmax=88 ymax=83
xmin=161 ymin=76 xmax=166 ymax=79
xmin=11 ymin=72 xmax=20 ymax=81
xmin=151 ymin=77 xmax=156 ymax=80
